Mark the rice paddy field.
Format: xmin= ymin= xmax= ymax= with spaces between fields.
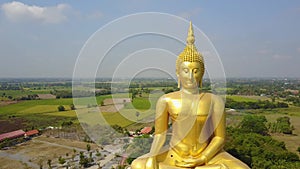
xmin=226 ymin=95 xmax=270 ymax=102
xmin=0 ymin=92 xmax=160 ymax=133
xmin=1 ymin=89 xmax=300 ymax=157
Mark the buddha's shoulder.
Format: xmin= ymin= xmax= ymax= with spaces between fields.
xmin=201 ymin=92 xmax=224 ymax=102
xmin=162 ymin=91 xmax=181 ymax=100
xmin=156 ymin=91 xmax=180 ymax=104
xmin=158 ymin=91 xmax=223 ymax=102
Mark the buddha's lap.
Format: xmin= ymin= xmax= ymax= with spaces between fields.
xmin=131 ymin=150 xmax=249 ymax=169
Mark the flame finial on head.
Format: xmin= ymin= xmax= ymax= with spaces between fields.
xmin=187 ymin=21 xmax=195 ymax=45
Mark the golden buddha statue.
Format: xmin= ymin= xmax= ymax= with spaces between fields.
xmin=131 ymin=22 xmax=250 ymax=169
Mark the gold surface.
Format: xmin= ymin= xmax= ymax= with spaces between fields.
xmin=131 ymin=22 xmax=250 ymax=169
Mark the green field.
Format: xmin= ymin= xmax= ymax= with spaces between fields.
xmin=124 ymin=92 xmax=163 ymax=111
xmin=0 ymin=95 xmax=113 ymax=131
xmin=0 ymin=93 xmax=158 ymax=131
xmin=226 ymin=95 xmax=259 ymax=102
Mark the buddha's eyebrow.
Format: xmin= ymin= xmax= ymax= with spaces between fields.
xmin=181 ymin=65 xmax=189 ymax=69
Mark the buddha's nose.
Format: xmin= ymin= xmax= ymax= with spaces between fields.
xmin=189 ymin=71 xmax=194 ymax=81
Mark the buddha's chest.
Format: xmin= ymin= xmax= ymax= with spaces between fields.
xmin=168 ymin=99 xmax=213 ymax=120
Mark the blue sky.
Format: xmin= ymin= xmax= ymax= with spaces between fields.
xmin=0 ymin=1 xmax=300 ymax=78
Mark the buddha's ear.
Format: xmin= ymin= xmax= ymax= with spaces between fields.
xmin=199 ymin=79 xmax=202 ymax=88
xmin=176 ymin=74 xmax=180 ymax=89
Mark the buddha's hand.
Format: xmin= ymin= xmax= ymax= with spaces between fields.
xmin=145 ymin=157 xmax=158 ymax=169
xmin=175 ymin=155 xmax=206 ymax=168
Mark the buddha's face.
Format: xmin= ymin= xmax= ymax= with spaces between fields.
xmin=178 ymin=61 xmax=202 ymax=90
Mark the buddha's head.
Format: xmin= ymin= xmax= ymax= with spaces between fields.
xmin=176 ymin=22 xmax=205 ymax=89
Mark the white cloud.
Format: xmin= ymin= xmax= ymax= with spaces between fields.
xmin=1 ymin=1 xmax=70 ymax=24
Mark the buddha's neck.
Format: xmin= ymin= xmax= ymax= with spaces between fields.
xmin=181 ymin=88 xmax=199 ymax=95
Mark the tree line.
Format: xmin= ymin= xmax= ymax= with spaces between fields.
xmin=225 ymin=98 xmax=288 ymax=109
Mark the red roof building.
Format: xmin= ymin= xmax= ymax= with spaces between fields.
xmin=0 ymin=130 xmax=25 ymax=142
xmin=140 ymin=127 xmax=152 ymax=134
xmin=25 ymin=130 xmax=39 ymax=137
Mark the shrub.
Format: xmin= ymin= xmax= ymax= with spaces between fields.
xmin=57 ymin=105 xmax=65 ymax=111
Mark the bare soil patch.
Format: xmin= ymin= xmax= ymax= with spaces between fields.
xmin=0 ymin=156 xmax=31 ymax=169
xmin=35 ymin=135 xmax=98 ymax=150
xmin=1 ymin=135 xmax=100 ymax=168
xmin=0 ymin=118 xmax=28 ymax=134
xmin=103 ymin=98 xmax=131 ymax=105
xmin=37 ymin=94 xmax=56 ymax=99
xmin=0 ymin=100 xmax=18 ymax=106
xmin=100 ymin=98 xmax=131 ymax=113
xmin=100 ymin=104 xmax=124 ymax=113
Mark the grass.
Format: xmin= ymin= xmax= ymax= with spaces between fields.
xmin=258 ymin=107 xmax=300 ymax=117
xmin=76 ymin=108 xmax=155 ymax=127
xmin=0 ymin=98 xmax=73 ymax=114
xmin=226 ymin=95 xmax=258 ymax=102
xmin=124 ymin=92 xmax=162 ymax=110
xmin=0 ymin=95 xmax=113 ymax=115
xmin=46 ymin=110 xmax=77 ymax=117
xmin=125 ymin=98 xmax=152 ymax=110
xmin=19 ymin=105 xmax=59 ymax=114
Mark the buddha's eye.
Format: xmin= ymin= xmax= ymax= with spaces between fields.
xmin=183 ymin=68 xmax=189 ymax=73
xmin=193 ymin=69 xmax=198 ymax=73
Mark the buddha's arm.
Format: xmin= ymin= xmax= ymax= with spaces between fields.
xmin=201 ymin=95 xmax=226 ymax=162
xmin=145 ymin=96 xmax=169 ymax=168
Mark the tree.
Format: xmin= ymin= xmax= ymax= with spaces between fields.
xmin=239 ymin=115 xmax=268 ymax=136
xmin=112 ymin=124 xmax=124 ymax=133
xmin=136 ymin=111 xmax=140 ymax=121
xmin=297 ymin=147 xmax=300 ymax=153
xmin=270 ymin=116 xmax=294 ymax=134
xmin=225 ymin=126 xmax=300 ymax=168
xmin=47 ymin=159 xmax=52 ymax=169
xmin=70 ymin=104 xmax=76 ymax=110
xmin=276 ymin=116 xmax=293 ymax=134
xmin=96 ymin=149 xmax=101 ymax=157
xmin=89 ymin=152 xmax=94 ymax=163
xmin=79 ymin=151 xmax=89 ymax=167
xmin=86 ymin=144 xmax=91 ymax=152
xmin=58 ymin=156 xmax=66 ymax=166
xmin=57 ymin=105 xmax=65 ymax=111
